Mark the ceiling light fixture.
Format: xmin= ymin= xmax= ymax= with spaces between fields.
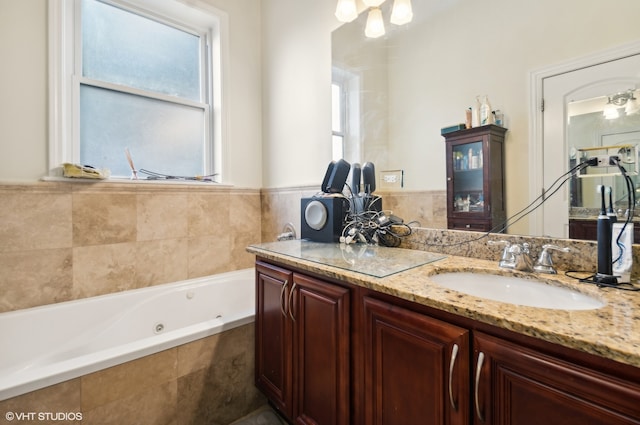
xmin=390 ymin=0 xmax=413 ymax=25
xmin=335 ymin=0 xmax=358 ymax=23
xmin=603 ymin=89 xmax=637 ymax=119
xmin=335 ymin=0 xmax=413 ymax=38
xmin=365 ymin=7 xmax=385 ymax=38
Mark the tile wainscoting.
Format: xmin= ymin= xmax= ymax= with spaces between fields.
xmin=0 ymin=181 xmax=261 ymax=313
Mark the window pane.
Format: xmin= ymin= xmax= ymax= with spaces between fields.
xmin=332 ymin=83 xmax=343 ymax=132
xmin=80 ymin=85 xmax=205 ymax=177
xmin=332 ymin=135 xmax=344 ymax=161
xmin=82 ymin=0 xmax=201 ymax=101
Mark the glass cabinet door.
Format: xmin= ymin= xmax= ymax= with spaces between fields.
xmin=451 ymin=141 xmax=484 ymax=213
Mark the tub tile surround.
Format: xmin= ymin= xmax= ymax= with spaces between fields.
xmin=0 ymin=182 xmax=261 ymax=313
xmin=0 ymin=324 xmax=265 ymax=425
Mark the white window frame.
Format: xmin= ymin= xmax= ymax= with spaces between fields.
xmin=48 ymin=0 xmax=229 ymax=180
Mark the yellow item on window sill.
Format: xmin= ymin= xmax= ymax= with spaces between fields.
xmin=62 ymin=163 xmax=111 ymax=179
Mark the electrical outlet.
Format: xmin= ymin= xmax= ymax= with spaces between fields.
xmin=590 ymin=155 xmax=620 ymax=167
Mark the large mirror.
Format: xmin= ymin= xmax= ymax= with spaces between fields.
xmin=331 ymin=0 xmax=640 ymax=238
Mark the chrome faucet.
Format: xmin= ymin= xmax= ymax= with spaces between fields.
xmin=507 ymin=243 xmax=533 ymax=272
xmin=533 ymin=244 xmax=570 ymax=274
xmin=487 ymin=240 xmax=512 ymax=268
xmin=488 ymin=241 xmax=533 ymax=271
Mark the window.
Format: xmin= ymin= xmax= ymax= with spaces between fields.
xmin=332 ymin=82 xmax=345 ymax=161
xmin=332 ymin=66 xmax=361 ymax=164
xmin=50 ymin=0 xmax=224 ymax=179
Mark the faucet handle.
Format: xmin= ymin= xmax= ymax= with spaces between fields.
xmin=533 ymin=244 xmax=570 ymax=274
xmin=488 ymin=240 xmax=514 ymax=268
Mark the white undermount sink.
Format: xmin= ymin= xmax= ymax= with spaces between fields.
xmin=430 ymin=272 xmax=605 ymax=310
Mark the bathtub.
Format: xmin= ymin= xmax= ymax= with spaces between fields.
xmin=0 ymin=268 xmax=255 ymax=401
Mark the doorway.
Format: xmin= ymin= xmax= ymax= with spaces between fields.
xmin=530 ymin=42 xmax=640 ymax=238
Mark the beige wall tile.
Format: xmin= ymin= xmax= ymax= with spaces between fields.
xmin=381 ymin=190 xmax=447 ymax=228
xmin=0 ymin=379 xmax=81 ymax=424
xmin=0 ymin=249 xmax=72 ymax=312
xmin=261 ymin=187 xmax=316 ymax=242
xmin=177 ymin=325 xmax=255 ymax=377
xmin=72 ymin=193 xmax=137 ymax=247
xmin=188 ymin=192 xmax=230 ymax=237
xmin=81 ymin=380 xmax=177 ymax=425
xmin=135 ymin=238 xmax=189 ymax=287
xmin=81 ymin=348 xmax=177 ymax=411
xmin=231 ymin=231 xmax=260 ymax=270
xmin=177 ymin=334 xmax=223 ymax=378
xmin=0 ymin=192 xmax=72 ymax=252
xmin=72 ymin=243 xmax=137 ymax=298
xmin=177 ymin=325 xmax=264 ymax=424
xmin=188 ymin=235 xmax=232 ymax=278
xmin=137 ymin=193 xmax=188 ymax=241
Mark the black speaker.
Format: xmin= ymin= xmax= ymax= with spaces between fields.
xmin=301 ymin=197 xmax=348 ymax=242
xmin=350 ymin=162 xmax=361 ymax=194
xmin=322 ymin=159 xmax=351 ymax=193
xmin=362 ymin=162 xmax=376 ymax=194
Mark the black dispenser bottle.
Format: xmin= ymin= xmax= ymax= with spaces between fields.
xmin=595 ymin=186 xmax=617 ymax=284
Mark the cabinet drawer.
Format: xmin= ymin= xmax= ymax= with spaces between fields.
xmin=448 ymin=219 xmax=490 ymax=231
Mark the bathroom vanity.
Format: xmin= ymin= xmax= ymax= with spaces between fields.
xmin=248 ymin=240 xmax=640 ymax=425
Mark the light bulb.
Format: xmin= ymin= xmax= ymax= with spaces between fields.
xmin=603 ymin=102 xmax=620 ymax=120
xmin=365 ymin=7 xmax=385 ymax=38
xmin=362 ymin=0 xmax=385 ymax=6
xmin=390 ymin=0 xmax=413 ymax=25
xmin=625 ymin=96 xmax=639 ymax=115
xmin=335 ymin=0 xmax=358 ymax=23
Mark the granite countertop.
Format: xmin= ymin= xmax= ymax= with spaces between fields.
xmin=247 ymin=240 xmax=640 ymax=369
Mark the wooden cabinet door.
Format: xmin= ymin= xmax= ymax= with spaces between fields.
xmin=473 ymin=332 xmax=640 ymax=425
xmin=255 ymin=262 xmax=294 ymax=417
xmin=291 ymin=273 xmax=351 ymax=425
xmin=362 ymin=296 xmax=470 ymax=425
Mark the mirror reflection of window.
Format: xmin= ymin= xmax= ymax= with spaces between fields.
xmin=332 ymin=66 xmax=362 ymax=164
xmin=332 ymin=82 xmax=345 ymax=161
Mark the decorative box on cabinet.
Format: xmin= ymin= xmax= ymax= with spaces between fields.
xmin=444 ymin=125 xmax=507 ymax=232
xmin=255 ymin=261 xmax=351 ymax=425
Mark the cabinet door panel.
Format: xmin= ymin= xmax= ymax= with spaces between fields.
xmin=255 ymin=263 xmax=293 ymax=416
xmin=474 ymin=332 xmax=640 ymax=425
xmin=363 ymin=296 xmax=470 ymax=425
xmin=293 ymin=273 xmax=350 ymax=425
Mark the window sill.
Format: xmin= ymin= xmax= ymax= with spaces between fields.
xmin=41 ymin=176 xmax=233 ymax=188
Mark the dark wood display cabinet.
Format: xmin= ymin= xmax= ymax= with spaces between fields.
xmin=444 ymin=125 xmax=507 ymax=232
xmin=255 ymin=259 xmax=640 ymax=425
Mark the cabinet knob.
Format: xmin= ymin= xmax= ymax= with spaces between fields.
xmin=466 ymin=224 xmax=471 ymax=228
